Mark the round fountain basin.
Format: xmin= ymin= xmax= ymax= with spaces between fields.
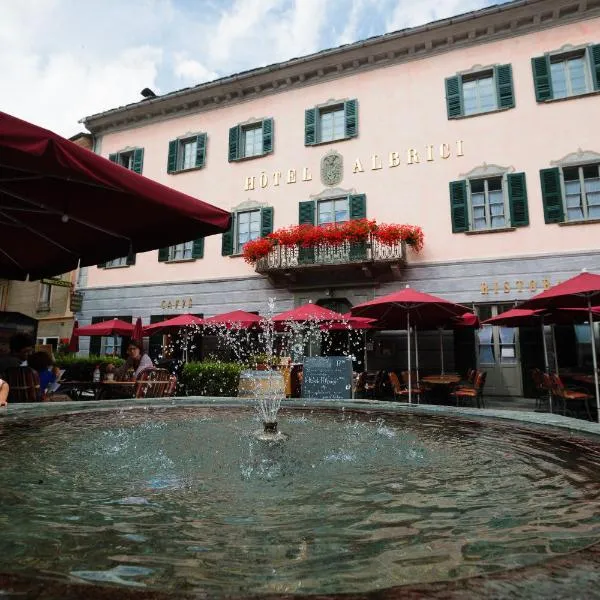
xmin=1 ymin=402 xmax=600 ymax=598
xmin=237 ymin=369 xmax=285 ymax=399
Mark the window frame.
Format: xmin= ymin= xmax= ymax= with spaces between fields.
xmin=38 ymin=283 xmax=52 ymax=310
xmin=104 ymin=256 xmax=129 ymax=268
xmin=241 ymin=123 xmax=264 ymax=159
xmin=168 ymin=241 xmax=194 ymax=262
xmin=118 ymin=151 xmax=134 ymax=170
xmin=316 ymin=196 xmax=350 ymax=226
xmin=235 ymin=208 xmax=262 ymax=254
xmin=179 ymin=137 xmax=198 ymax=171
xmin=467 ymin=175 xmax=509 ymax=231
xmin=461 ymin=70 xmax=498 ymax=116
xmin=560 ymin=162 xmax=600 ymax=222
xmin=549 ymin=48 xmax=593 ymax=99
xmin=317 ymin=104 xmax=345 ymax=143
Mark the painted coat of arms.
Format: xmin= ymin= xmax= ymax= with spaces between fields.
xmin=320 ymin=150 xmax=343 ymax=186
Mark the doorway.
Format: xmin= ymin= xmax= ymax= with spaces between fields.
xmin=475 ymin=304 xmax=523 ymax=396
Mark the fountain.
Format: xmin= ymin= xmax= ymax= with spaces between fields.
xmin=2 ymin=304 xmax=600 ymax=598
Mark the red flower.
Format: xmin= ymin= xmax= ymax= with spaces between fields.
xmin=242 ymin=237 xmax=275 ymax=264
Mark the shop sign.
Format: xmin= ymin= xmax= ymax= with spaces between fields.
xmin=41 ymin=277 xmax=72 ymax=288
xmin=160 ymin=297 xmax=193 ymax=310
xmin=480 ymin=278 xmax=557 ymax=295
xmin=69 ymin=291 xmax=83 ymax=312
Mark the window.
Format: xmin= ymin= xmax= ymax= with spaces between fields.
xmin=237 ymin=210 xmax=261 ymax=252
xmin=445 ymin=65 xmax=514 ymax=119
xmin=37 ymin=337 xmax=59 ymax=351
xmin=242 ymin=125 xmax=263 ymax=158
xmin=564 ymin=164 xmax=600 ymax=221
xmin=469 ymin=177 xmax=505 ymax=230
xmin=105 ymin=256 xmax=128 ymax=268
xmin=167 ymin=133 xmax=207 ymax=174
xmin=228 ymin=119 xmax=273 ymax=162
xmin=540 ymin=163 xmax=600 ymax=224
xmin=108 ymin=148 xmax=144 ymax=174
xmin=38 ymin=283 xmax=51 ymax=310
xmin=158 ymin=239 xmax=204 ymax=262
xmin=221 ymin=207 xmax=273 ymax=256
xmin=532 ymin=44 xmax=600 ymax=102
xmin=462 ymin=72 xmax=497 ymax=115
xmin=169 ymin=242 xmax=193 ymax=261
xmin=476 ymin=304 xmax=517 ymax=366
xmin=319 ymin=105 xmax=345 ymax=142
xmin=305 ymin=99 xmax=358 ymax=146
xmin=101 ymin=336 xmax=121 ymax=356
xmin=317 ymin=198 xmax=350 ymax=225
xmin=450 ymin=173 xmax=529 ymax=233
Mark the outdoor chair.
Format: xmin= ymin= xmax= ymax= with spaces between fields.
xmin=531 ymin=368 xmax=551 ymax=410
xmin=165 ymin=375 xmax=178 ymax=397
xmin=134 ymin=368 xmax=172 ymax=399
xmin=450 ymin=370 xmax=487 ymax=408
xmin=549 ymin=373 xmax=594 ymax=420
xmin=354 ymin=371 xmax=367 ymax=398
xmin=4 ymin=367 xmax=40 ymax=403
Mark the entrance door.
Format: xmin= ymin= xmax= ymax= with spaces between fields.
xmin=475 ymin=304 xmax=523 ymax=396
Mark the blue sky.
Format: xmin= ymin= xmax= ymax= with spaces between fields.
xmin=2 ymin=0 xmax=508 ymax=137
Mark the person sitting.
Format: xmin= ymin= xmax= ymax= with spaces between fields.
xmin=28 ymin=351 xmax=60 ymax=401
xmin=0 ymin=378 xmax=9 ymax=407
xmin=0 ymin=333 xmax=35 ymax=377
xmin=106 ymin=340 xmax=153 ymax=381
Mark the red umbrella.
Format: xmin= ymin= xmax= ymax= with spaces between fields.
xmin=75 ymin=318 xmax=134 ymax=337
xmin=320 ymin=312 xmax=377 ymax=331
xmin=273 ymin=303 xmax=344 ymax=326
xmin=351 ymin=286 xmax=470 ymax=403
xmin=0 ymin=111 xmax=231 ymax=280
xmin=203 ymin=310 xmax=262 ymax=329
xmin=132 ymin=317 xmax=143 ymax=343
xmin=143 ymin=314 xmax=204 ymax=335
xmin=67 ymin=320 xmax=79 ymax=353
xmin=519 ymin=270 xmax=600 ymax=421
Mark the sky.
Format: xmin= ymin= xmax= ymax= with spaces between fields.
xmin=2 ymin=0 xmax=509 ymax=137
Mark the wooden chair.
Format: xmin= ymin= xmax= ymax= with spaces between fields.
xmin=388 ymin=371 xmax=425 ymax=403
xmin=354 ymin=371 xmax=367 ymax=398
xmin=134 ymin=368 xmax=172 ymax=399
xmin=4 ymin=367 xmax=40 ymax=403
xmin=549 ymin=373 xmax=593 ymax=420
xmin=450 ymin=371 xmax=487 ymax=408
xmin=166 ymin=375 xmax=178 ymax=397
xmin=531 ymin=368 xmax=551 ymax=410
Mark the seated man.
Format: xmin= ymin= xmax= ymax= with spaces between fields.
xmin=0 ymin=333 xmax=34 ymax=377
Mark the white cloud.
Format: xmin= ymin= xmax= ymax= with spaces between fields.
xmin=173 ymin=53 xmax=219 ymax=83
xmin=386 ymin=0 xmax=489 ymax=32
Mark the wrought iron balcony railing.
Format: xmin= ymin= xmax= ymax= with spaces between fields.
xmin=255 ymin=235 xmax=406 ymax=273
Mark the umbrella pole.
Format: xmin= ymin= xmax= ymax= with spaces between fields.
xmin=551 ymin=324 xmax=559 ymax=374
xmin=588 ymin=298 xmax=600 ymax=423
xmin=407 ymin=312 xmax=412 ymax=405
xmin=414 ymin=325 xmax=420 ymax=404
xmin=363 ymin=330 xmax=368 ymax=372
xmin=439 ymin=328 xmax=445 ymax=375
xmin=540 ymin=317 xmax=552 ymax=414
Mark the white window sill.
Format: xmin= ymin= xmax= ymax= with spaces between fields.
xmin=230 ymin=151 xmax=272 ymax=163
xmin=166 ymin=257 xmax=197 ymax=263
xmin=465 ymin=226 xmax=516 ymax=235
xmin=308 ymin=136 xmax=353 ymax=147
xmin=449 ymin=106 xmax=513 ymax=120
xmin=103 ymin=264 xmax=131 ymax=269
xmin=559 ymin=218 xmax=600 ymax=227
xmin=169 ymin=166 xmax=203 ymax=175
xmin=541 ymin=89 xmax=600 ymax=104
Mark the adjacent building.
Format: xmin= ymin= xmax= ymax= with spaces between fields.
xmin=78 ymin=0 xmax=600 ymax=396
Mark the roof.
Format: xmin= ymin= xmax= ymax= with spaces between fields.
xmin=82 ymin=0 xmax=598 ymax=133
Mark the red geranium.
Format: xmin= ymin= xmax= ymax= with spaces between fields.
xmin=242 ymin=237 xmax=275 ymax=264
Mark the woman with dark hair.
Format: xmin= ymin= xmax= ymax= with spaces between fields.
xmin=107 ymin=340 xmax=154 ymax=381
xmin=28 ymin=351 xmax=59 ymax=400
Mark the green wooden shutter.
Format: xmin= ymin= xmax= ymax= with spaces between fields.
xmin=158 ymin=247 xmax=169 ymax=262
xmin=344 ymin=99 xmax=358 ymax=138
xmin=192 ymin=238 xmax=204 ymax=259
xmin=349 ymin=194 xmax=366 ymax=220
xmin=167 ymin=140 xmax=178 ymax=173
xmin=97 ymin=261 xmax=107 ymax=269
xmin=540 ymin=168 xmax=564 ymax=223
xmin=531 ymin=55 xmax=553 ymax=102
xmin=132 ymin=148 xmax=144 ymax=174
xmin=195 ymin=133 xmax=207 ymax=168
xmin=221 ymin=219 xmax=234 ymax=256
xmin=298 ymin=200 xmax=315 ymax=225
xmin=108 ymin=153 xmax=118 ymax=163
xmin=304 ymin=108 xmax=317 ymax=146
xmin=262 ymin=118 xmax=273 ymax=154
xmin=445 ymin=76 xmax=463 ymax=118
xmin=260 ymin=207 xmax=274 ymax=238
xmin=89 ymin=317 xmax=103 ymax=356
xmin=589 ymin=44 xmax=600 ymax=90
xmin=449 ymin=180 xmax=468 ymax=233
xmin=126 ymin=248 xmax=136 ymax=265
xmin=228 ymin=126 xmax=240 ymax=162
xmin=495 ymin=64 xmax=515 ymax=109
xmin=507 ymin=172 xmax=529 ymax=227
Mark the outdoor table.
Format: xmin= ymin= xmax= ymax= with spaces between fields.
xmin=59 ymin=381 xmax=101 ymax=401
xmin=569 ymin=373 xmax=595 ymax=386
xmin=421 ymin=374 xmax=461 ymax=385
xmin=95 ymin=381 xmax=137 ymax=400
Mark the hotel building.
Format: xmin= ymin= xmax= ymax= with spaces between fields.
xmin=79 ymin=0 xmax=600 ymax=397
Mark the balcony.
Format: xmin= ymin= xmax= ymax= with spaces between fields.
xmin=255 ymin=235 xmax=406 ymax=288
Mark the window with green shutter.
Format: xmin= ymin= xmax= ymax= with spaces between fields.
xmin=445 ymin=65 xmax=514 ymax=119
xmin=450 ymin=174 xmax=529 ymax=233
xmin=107 ymin=148 xmax=144 ymax=174
xmin=167 ymin=133 xmax=207 ymax=174
xmin=222 ymin=206 xmax=274 ymax=255
xmin=228 ymin=119 xmax=274 ymax=162
xmin=532 ymin=44 xmax=600 ymax=102
xmin=158 ymin=238 xmax=206 ymax=262
xmin=102 ymin=255 xmax=133 ymax=268
xmin=304 ymin=99 xmax=358 ymax=146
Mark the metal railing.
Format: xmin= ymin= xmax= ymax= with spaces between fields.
xmin=255 ymin=235 xmax=405 ymax=272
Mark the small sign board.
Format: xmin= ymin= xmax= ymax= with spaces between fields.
xmin=301 ymin=356 xmax=353 ymax=400
xmin=41 ymin=278 xmax=72 ymax=288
